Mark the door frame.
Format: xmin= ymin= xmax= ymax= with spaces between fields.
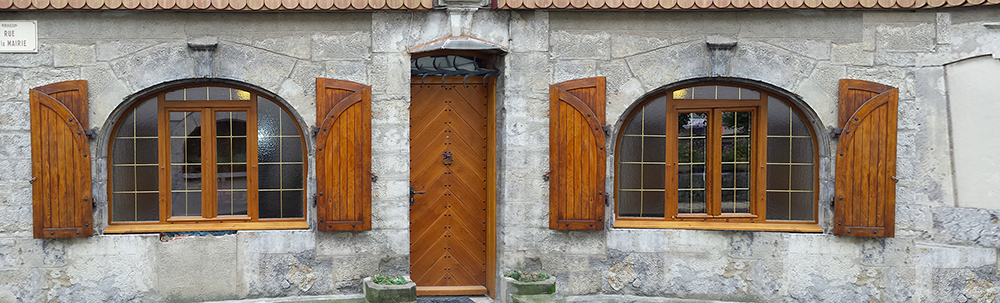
xmin=409 ymin=71 xmax=497 ymax=298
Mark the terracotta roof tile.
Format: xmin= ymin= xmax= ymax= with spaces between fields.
xmin=0 ymin=0 xmax=428 ymax=10
xmin=496 ymin=0 xmax=997 ymax=8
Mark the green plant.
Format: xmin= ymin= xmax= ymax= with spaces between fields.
xmin=504 ymin=270 xmax=551 ymax=282
xmin=372 ymin=274 xmax=407 ymax=285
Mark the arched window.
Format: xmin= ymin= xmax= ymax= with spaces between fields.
xmin=106 ymin=84 xmax=307 ymax=232
xmin=614 ymin=83 xmax=820 ymax=231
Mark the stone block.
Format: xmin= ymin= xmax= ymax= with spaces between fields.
xmin=325 ymin=60 xmax=369 ymax=85
xmin=876 ymin=23 xmax=935 ymax=53
xmin=625 ymin=42 xmax=709 ymax=92
xmin=331 ymin=254 xmax=381 ymax=282
xmin=731 ymin=42 xmax=816 ymax=91
xmin=831 ymin=43 xmax=874 ymax=66
xmin=762 ymin=39 xmax=832 ymax=60
xmin=738 ymin=11 xmax=861 ymax=42
xmin=372 ymin=12 xmax=412 ymax=53
xmin=81 ymin=63 xmax=131 ymax=126
xmin=550 ymin=31 xmax=610 ymax=60
xmin=96 ymin=39 xmax=162 ymax=62
xmin=53 ymin=44 xmax=95 ymax=67
xmin=214 ymin=42 xmax=294 ymax=93
xmin=470 ymin=10 xmax=511 ymax=49
xmin=0 ymin=68 xmax=23 ymax=101
xmin=504 ymin=120 xmax=548 ymax=148
xmin=312 ymin=32 xmax=372 ymax=62
xmin=0 ymin=159 xmax=30 ymax=183
xmin=369 ymin=53 xmax=409 ymax=98
xmin=371 ymin=198 xmax=408 ymax=230
xmin=371 ymin=123 xmax=408 ymax=154
xmin=253 ymin=35 xmax=311 ymax=60
xmin=0 ymin=267 xmax=44 ymax=303
xmin=244 ymin=252 xmax=332 ymax=296
xmin=278 ymin=60 xmax=324 ymax=117
xmin=371 ymin=153 xmax=409 ymax=181
xmin=501 ymin=95 xmax=548 ymax=121
xmin=610 ymin=32 xmax=671 ymax=59
xmin=110 ymin=42 xmax=194 ymax=92
xmin=553 ymin=60 xmax=598 ymax=84
xmin=501 ymin=201 xmax=548 ymax=228
xmin=154 ymin=235 xmax=243 ymax=302
xmin=239 ymin=230 xmax=315 ymax=254
xmin=0 ymin=44 xmax=52 ymax=68
xmin=0 ymin=204 xmax=31 ymax=236
xmin=407 ymin=11 xmax=449 ymax=46
xmin=20 ymin=68 xmax=82 ymax=101
xmin=510 ymin=10 xmax=549 ymax=53
xmin=500 ymin=147 xmax=547 ymax=171
xmin=0 ymin=132 xmax=30 ymax=160
xmin=371 ymin=98 xmax=407 ymax=125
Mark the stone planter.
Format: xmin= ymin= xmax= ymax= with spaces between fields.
xmin=503 ymin=276 xmax=556 ymax=302
xmin=363 ymin=276 xmax=417 ymax=303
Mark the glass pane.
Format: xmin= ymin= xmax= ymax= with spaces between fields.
xmin=170 ymin=111 xmax=201 ymax=217
xmin=692 ymin=86 xmax=716 ymax=99
xmin=619 ymin=136 xmax=642 ymax=163
xmin=717 ymin=86 xmax=739 ymax=99
xmin=643 ymin=137 xmax=665 ymax=163
xmin=116 ymin=110 xmax=135 ymax=138
xmin=678 ymin=189 xmax=706 ymax=214
xmin=767 ymin=137 xmax=791 ymax=163
xmin=259 ymin=191 xmax=282 ymax=218
xmin=135 ymin=138 xmax=158 ymax=164
xmin=217 ymin=189 xmax=248 ymax=216
xmin=791 ymin=107 xmax=812 ymax=136
xmin=790 ymin=192 xmax=814 ymax=221
xmin=766 ymin=164 xmax=792 ymax=191
xmin=673 ymin=88 xmax=691 ymax=100
xmin=134 ymin=99 xmax=158 ymax=137
xmin=642 ymin=164 xmax=665 ymax=189
xmin=259 ymin=164 xmax=281 ymax=189
xmin=282 ymin=190 xmax=304 ymax=218
xmin=281 ymin=137 xmax=303 ymax=162
xmin=171 ymin=191 xmax=202 ymax=217
xmin=111 ymin=193 xmax=135 ymax=222
xmin=282 ymin=164 xmax=303 ymax=189
xmin=113 ymin=139 xmax=135 ymax=164
xmin=678 ymin=112 xmax=708 ymax=139
xmin=257 ymin=99 xmax=281 ymax=138
xmin=739 ymin=88 xmax=760 ymax=100
xmin=643 ymin=98 xmax=666 ymax=135
xmin=258 ymin=136 xmax=280 ymax=163
xmin=766 ymin=192 xmax=791 ymax=220
xmin=791 ymin=138 xmax=814 ymax=163
xmin=208 ymin=87 xmax=232 ymax=100
xmin=767 ymin=97 xmax=791 ymax=136
xmin=641 ymin=191 xmax=665 ymax=218
xmin=617 ymin=191 xmax=641 ymax=217
xmin=722 ymin=111 xmax=752 ymax=136
xmin=791 ymin=165 xmax=814 ymax=191
xmin=720 ymin=189 xmax=750 ymax=214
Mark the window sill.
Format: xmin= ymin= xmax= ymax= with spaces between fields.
xmin=103 ymin=221 xmax=308 ymax=234
xmin=613 ymin=219 xmax=823 ymax=233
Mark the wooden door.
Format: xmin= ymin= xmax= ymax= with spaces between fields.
xmin=410 ymin=77 xmax=489 ymax=295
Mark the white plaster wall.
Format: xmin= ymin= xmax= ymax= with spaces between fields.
xmin=945 ymin=55 xmax=1000 ymax=210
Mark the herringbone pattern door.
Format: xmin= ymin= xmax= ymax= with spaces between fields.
xmin=410 ymin=77 xmax=487 ymax=293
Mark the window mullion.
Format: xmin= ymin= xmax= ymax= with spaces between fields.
xmin=248 ymin=94 xmax=259 ymax=221
xmin=665 ymin=103 xmax=677 ymax=219
xmin=708 ymin=108 xmax=723 ymax=217
xmin=202 ymin=107 xmax=217 ymax=219
xmin=157 ymin=93 xmax=169 ymax=223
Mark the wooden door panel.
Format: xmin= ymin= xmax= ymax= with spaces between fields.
xmin=410 ymin=78 xmax=488 ymax=290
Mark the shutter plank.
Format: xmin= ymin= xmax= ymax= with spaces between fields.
xmin=31 ymin=80 xmax=92 ymax=239
xmin=835 ymin=79 xmax=897 ymax=237
xmin=549 ymin=77 xmax=606 ymax=230
xmin=316 ymin=78 xmax=371 ymax=231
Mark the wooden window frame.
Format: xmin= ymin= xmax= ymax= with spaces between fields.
xmin=613 ymin=84 xmax=822 ymax=233
xmin=105 ymin=84 xmax=308 ymax=234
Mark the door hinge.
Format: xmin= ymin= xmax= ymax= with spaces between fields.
xmin=82 ymin=128 xmax=97 ymax=139
xmin=831 ymin=128 xmax=845 ymax=138
xmin=310 ymin=126 xmax=320 ymax=137
xmin=601 ymin=125 xmax=611 ymax=136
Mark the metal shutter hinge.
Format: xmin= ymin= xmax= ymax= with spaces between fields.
xmin=830 ymin=128 xmax=844 ymax=138
xmin=601 ymin=125 xmax=611 ymax=136
xmin=83 ymin=128 xmax=97 ymax=139
xmin=310 ymin=126 xmax=320 ymax=137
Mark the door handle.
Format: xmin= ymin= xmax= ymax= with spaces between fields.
xmin=410 ymin=186 xmax=426 ymax=206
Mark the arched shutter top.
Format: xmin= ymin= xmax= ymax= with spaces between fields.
xmin=838 ymin=79 xmax=893 ymax=129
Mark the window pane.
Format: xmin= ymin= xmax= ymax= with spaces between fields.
xmin=642 ymin=164 xmax=665 ymax=189
xmin=641 ymin=191 xmax=665 ymax=218
xmin=166 ymin=86 xmax=250 ymax=101
xmin=643 ymin=98 xmax=666 ymax=135
xmin=766 ymin=96 xmax=816 ymax=222
xmin=111 ymin=100 xmax=159 ymax=223
xmin=643 ymin=137 xmax=665 ymax=163
xmin=617 ymin=191 xmax=642 ymax=217
xmin=619 ymin=136 xmax=642 ymax=163
xmin=717 ymin=86 xmax=740 ymax=99
xmin=281 ymin=137 xmax=303 ymax=163
xmin=257 ymin=97 xmax=305 ymax=220
xmin=281 ymin=190 xmax=305 ymax=218
xmin=170 ymin=111 xmax=202 ymax=217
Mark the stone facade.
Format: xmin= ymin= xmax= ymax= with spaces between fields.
xmin=1 ymin=7 xmax=999 ymax=303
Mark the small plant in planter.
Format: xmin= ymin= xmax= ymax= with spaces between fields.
xmin=503 ymin=270 xmax=555 ymax=297
xmin=364 ymin=274 xmax=416 ymax=303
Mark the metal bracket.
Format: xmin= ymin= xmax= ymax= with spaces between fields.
xmin=371 ymin=172 xmax=378 ymax=183
xmin=830 ymin=128 xmax=844 ymax=138
xmin=542 ymin=171 xmax=551 ymax=182
xmin=604 ymin=193 xmax=610 ymax=206
xmin=83 ymin=128 xmax=97 ymax=139
xmin=312 ymin=193 xmax=318 ymax=207
xmin=601 ymin=125 xmax=611 ymax=136
xmin=310 ymin=126 xmax=320 ymax=137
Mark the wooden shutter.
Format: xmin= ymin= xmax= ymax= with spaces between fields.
xmin=316 ymin=78 xmax=372 ymax=231
xmin=549 ymin=77 xmax=607 ymax=230
xmin=834 ymin=79 xmax=898 ymax=238
xmin=30 ymin=80 xmax=93 ymax=239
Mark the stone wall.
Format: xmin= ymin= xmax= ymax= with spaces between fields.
xmin=0 ymin=7 xmax=999 ymax=303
